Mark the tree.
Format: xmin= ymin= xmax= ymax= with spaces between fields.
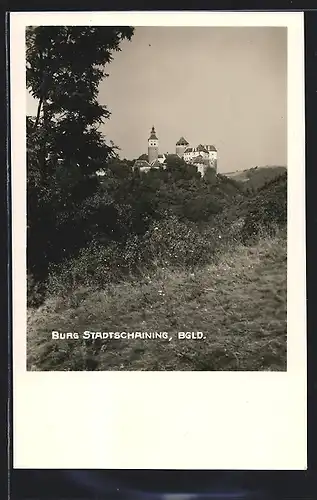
xmin=165 ymin=154 xmax=200 ymax=181
xmin=138 ymin=153 xmax=148 ymax=161
xmin=107 ymin=158 xmax=133 ymax=179
xmin=26 ymin=26 xmax=134 ymax=281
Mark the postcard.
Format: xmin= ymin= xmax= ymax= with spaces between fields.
xmin=11 ymin=11 xmax=306 ymax=469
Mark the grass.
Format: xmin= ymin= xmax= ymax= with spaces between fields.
xmin=27 ymin=230 xmax=287 ymax=371
xmin=225 ymin=165 xmax=287 ymax=190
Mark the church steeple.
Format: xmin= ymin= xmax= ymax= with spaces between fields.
xmin=148 ymin=125 xmax=159 ymax=163
xmin=149 ymin=125 xmax=158 ymax=140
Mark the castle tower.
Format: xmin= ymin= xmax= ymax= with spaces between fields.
xmin=148 ymin=125 xmax=159 ymax=164
xmin=176 ymin=136 xmax=189 ymax=158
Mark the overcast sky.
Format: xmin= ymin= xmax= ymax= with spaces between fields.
xmin=27 ymin=26 xmax=287 ymax=173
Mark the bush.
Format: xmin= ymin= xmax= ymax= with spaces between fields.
xmin=27 ymin=273 xmax=47 ymax=307
xmin=241 ymin=173 xmax=287 ymax=243
xmin=46 ymin=216 xmax=219 ymax=296
xmin=47 ymin=241 xmax=126 ymax=296
xmin=141 ymin=216 xmax=217 ymax=269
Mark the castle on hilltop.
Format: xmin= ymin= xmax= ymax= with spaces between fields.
xmin=133 ymin=126 xmax=218 ymax=177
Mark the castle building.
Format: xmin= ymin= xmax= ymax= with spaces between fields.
xmin=134 ymin=126 xmax=218 ymax=177
xmin=183 ymin=144 xmax=217 ymax=164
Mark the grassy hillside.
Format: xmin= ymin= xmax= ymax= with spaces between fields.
xmin=214 ymin=170 xmax=287 ymax=239
xmin=224 ymin=165 xmax=287 ymax=191
xmin=27 ymin=230 xmax=286 ymax=371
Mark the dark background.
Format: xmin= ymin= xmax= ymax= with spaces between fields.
xmin=8 ymin=470 xmax=317 ymax=499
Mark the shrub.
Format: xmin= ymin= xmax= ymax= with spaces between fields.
xmin=141 ymin=216 xmax=217 ymax=269
xmin=241 ymin=173 xmax=287 ymax=243
xmin=47 ymin=241 xmax=126 ymax=295
xmin=27 ymin=273 xmax=47 ymax=307
xmin=46 ymin=216 xmax=219 ymax=296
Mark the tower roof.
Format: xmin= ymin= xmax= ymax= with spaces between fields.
xmin=166 ymin=153 xmax=180 ymax=160
xmin=204 ymin=144 xmax=217 ymax=152
xmin=134 ymin=159 xmax=150 ymax=168
xmin=149 ymin=125 xmax=158 ymax=140
xmin=197 ymin=144 xmax=208 ymax=153
xmin=176 ymin=136 xmax=189 ymax=146
xmin=150 ymin=159 xmax=162 ymax=168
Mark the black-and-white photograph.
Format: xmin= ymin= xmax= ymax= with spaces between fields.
xmin=26 ymin=24 xmax=287 ymax=372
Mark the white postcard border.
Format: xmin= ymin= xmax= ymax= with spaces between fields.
xmin=11 ymin=11 xmax=306 ymax=470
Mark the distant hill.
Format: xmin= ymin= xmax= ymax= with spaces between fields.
xmin=224 ymin=165 xmax=287 ymax=191
xmin=212 ymin=169 xmax=287 ymax=244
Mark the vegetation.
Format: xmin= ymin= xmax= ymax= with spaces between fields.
xmin=225 ymin=165 xmax=286 ymax=193
xmin=26 ymin=26 xmax=287 ymax=371
xmin=27 ymin=26 xmax=134 ymax=281
xmin=28 ymin=229 xmax=286 ymax=371
xmin=28 ymin=170 xmax=287 ymax=371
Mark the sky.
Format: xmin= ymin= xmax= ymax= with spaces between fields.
xmin=27 ymin=26 xmax=287 ymax=173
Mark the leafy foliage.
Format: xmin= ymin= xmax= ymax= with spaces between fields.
xmin=46 ymin=215 xmax=217 ymax=297
xmin=27 ymin=26 xmax=134 ymax=281
xmin=240 ymin=172 xmax=287 ymax=242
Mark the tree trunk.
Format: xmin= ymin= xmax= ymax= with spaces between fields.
xmin=34 ymin=95 xmax=43 ymax=129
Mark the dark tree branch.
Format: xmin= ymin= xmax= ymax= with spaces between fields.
xmin=34 ymin=95 xmax=43 ymax=129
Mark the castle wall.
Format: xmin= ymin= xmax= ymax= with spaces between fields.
xmin=208 ymin=151 xmax=217 ymax=161
xmin=197 ymin=164 xmax=205 ymax=177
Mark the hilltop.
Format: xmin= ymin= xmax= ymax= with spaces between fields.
xmin=224 ymin=165 xmax=287 ymax=191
